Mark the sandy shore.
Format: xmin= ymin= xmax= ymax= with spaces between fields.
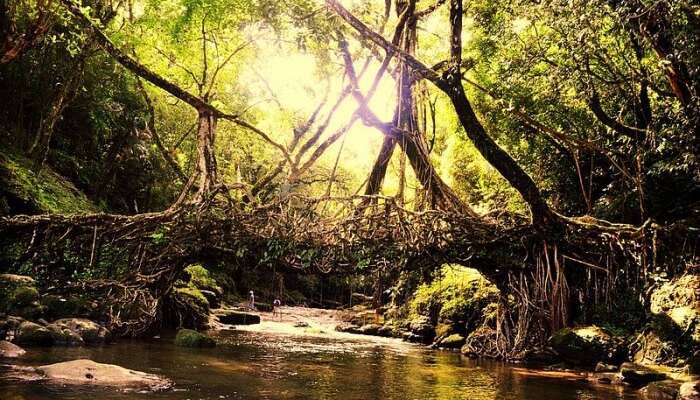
xmin=225 ymin=306 xmax=399 ymax=344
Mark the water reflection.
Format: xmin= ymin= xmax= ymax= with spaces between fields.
xmin=0 ymin=329 xmax=638 ymax=400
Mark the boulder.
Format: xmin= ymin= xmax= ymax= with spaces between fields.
xmin=335 ymin=323 xmax=361 ymax=334
xmin=51 ymin=318 xmax=111 ymax=344
xmin=46 ymin=323 xmax=84 ymax=346
xmin=650 ymin=275 xmax=700 ymax=343
xmin=214 ymin=310 xmax=260 ymax=325
xmin=594 ymin=362 xmax=618 ymax=372
xmin=26 ymin=359 xmax=171 ymax=390
xmin=0 ymin=274 xmax=35 ymax=286
xmin=169 ymin=287 xmax=211 ymax=330
xmin=550 ymin=326 xmax=626 ymax=366
xmin=344 ymin=310 xmax=379 ymax=327
xmin=357 ymin=324 xmax=382 ymax=336
xmin=619 ymin=362 xmax=667 ymax=386
xmin=174 ymin=329 xmax=216 ymax=348
xmin=0 ymin=315 xmax=25 ymax=340
xmin=437 ymin=333 xmax=465 ymax=349
xmin=11 ymin=286 xmax=39 ymax=306
xmin=0 ymin=274 xmax=43 ymax=319
xmin=408 ymin=316 xmax=435 ymax=344
xmin=402 ymin=331 xmax=424 ymax=343
xmin=14 ymin=321 xmax=53 ymax=346
xmin=293 ymin=321 xmax=310 ymax=328
xmin=199 ymin=290 xmax=220 ymax=309
xmin=521 ymin=347 xmax=559 ymax=364
xmin=0 ymin=340 xmax=26 ymax=358
xmin=377 ymin=324 xmax=396 ymax=338
xmin=351 ymin=293 xmax=373 ymax=305
xmin=679 ymin=381 xmax=700 ymax=400
xmin=639 ymin=380 xmax=680 ymax=400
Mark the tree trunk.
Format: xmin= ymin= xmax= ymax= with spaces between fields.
xmin=195 ymin=110 xmax=217 ymax=199
xmin=327 ymin=0 xmax=553 ymax=225
xmin=361 ymin=0 xmax=477 ymax=216
xmin=364 ymin=135 xmax=397 ymax=196
xmin=446 ymin=83 xmax=553 ymax=224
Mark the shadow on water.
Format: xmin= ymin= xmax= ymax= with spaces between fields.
xmin=0 ymin=329 xmax=640 ymax=400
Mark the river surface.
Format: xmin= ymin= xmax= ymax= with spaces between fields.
xmin=0 ymin=328 xmax=640 ymax=400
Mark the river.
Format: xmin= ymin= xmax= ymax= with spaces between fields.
xmin=0 ymin=327 xmax=640 ymax=399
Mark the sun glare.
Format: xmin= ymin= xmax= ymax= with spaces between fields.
xmin=241 ymin=32 xmax=398 ymax=189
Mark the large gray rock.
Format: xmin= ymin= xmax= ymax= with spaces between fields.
xmin=639 ymin=380 xmax=680 ymax=400
xmin=650 ymin=275 xmax=700 ymax=343
xmin=7 ymin=359 xmax=172 ymax=391
xmin=214 ymin=310 xmax=260 ymax=325
xmin=0 ymin=274 xmax=43 ymax=319
xmin=0 ymin=340 xmax=26 ymax=358
xmin=14 ymin=321 xmax=53 ymax=346
xmin=50 ymin=318 xmax=110 ymax=344
xmin=550 ymin=326 xmax=626 ymax=366
xmin=408 ymin=316 xmax=435 ymax=344
xmin=619 ymin=362 xmax=667 ymax=386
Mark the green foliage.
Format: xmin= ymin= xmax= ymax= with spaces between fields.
xmin=0 ymin=149 xmax=99 ymax=214
xmin=11 ymin=286 xmax=39 ymax=307
xmin=183 ymin=264 xmax=222 ymax=295
xmin=408 ymin=265 xmax=499 ymax=331
xmin=150 ymin=226 xmax=169 ymax=245
xmin=175 ymin=286 xmax=209 ymax=309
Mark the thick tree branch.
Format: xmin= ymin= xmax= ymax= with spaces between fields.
xmin=588 ymin=92 xmax=647 ymax=140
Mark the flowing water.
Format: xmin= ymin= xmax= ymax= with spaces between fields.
xmin=0 ymin=328 xmax=640 ymax=400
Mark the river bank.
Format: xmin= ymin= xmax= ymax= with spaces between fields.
xmin=2 ymin=268 xmax=700 ymax=399
xmin=1 ymin=317 xmax=647 ymax=400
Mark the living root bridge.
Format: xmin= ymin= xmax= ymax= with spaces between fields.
xmin=0 ymin=193 xmax=689 ymax=340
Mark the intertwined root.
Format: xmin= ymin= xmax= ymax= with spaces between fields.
xmin=1 ymin=191 xmax=687 ymax=340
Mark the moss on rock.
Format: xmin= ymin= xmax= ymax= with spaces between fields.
xmin=184 ymin=264 xmax=223 ymax=295
xmin=11 ymin=286 xmax=39 ymax=307
xmin=439 ymin=334 xmax=466 ymax=349
xmin=619 ymin=362 xmax=668 ymax=386
xmin=50 ymin=318 xmax=111 ymax=344
xmin=174 ymin=329 xmax=215 ymax=348
xmin=634 ymin=274 xmax=700 ymax=372
xmin=550 ymin=325 xmax=627 ymax=366
xmin=15 ymin=321 xmax=53 ymax=346
xmin=406 ymin=265 xmax=498 ymax=344
xmin=41 ymin=295 xmax=86 ymax=320
xmin=0 ymin=149 xmax=98 ymax=215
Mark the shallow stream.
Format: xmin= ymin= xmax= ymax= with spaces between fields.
xmin=0 ymin=328 xmax=640 ymax=399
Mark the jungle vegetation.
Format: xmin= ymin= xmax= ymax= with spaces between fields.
xmin=0 ymin=0 xmax=698 ymax=358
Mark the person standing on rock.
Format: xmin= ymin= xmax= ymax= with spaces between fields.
xmin=273 ymin=299 xmax=281 ymax=319
xmin=248 ymin=290 xmax=255 ymax=310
